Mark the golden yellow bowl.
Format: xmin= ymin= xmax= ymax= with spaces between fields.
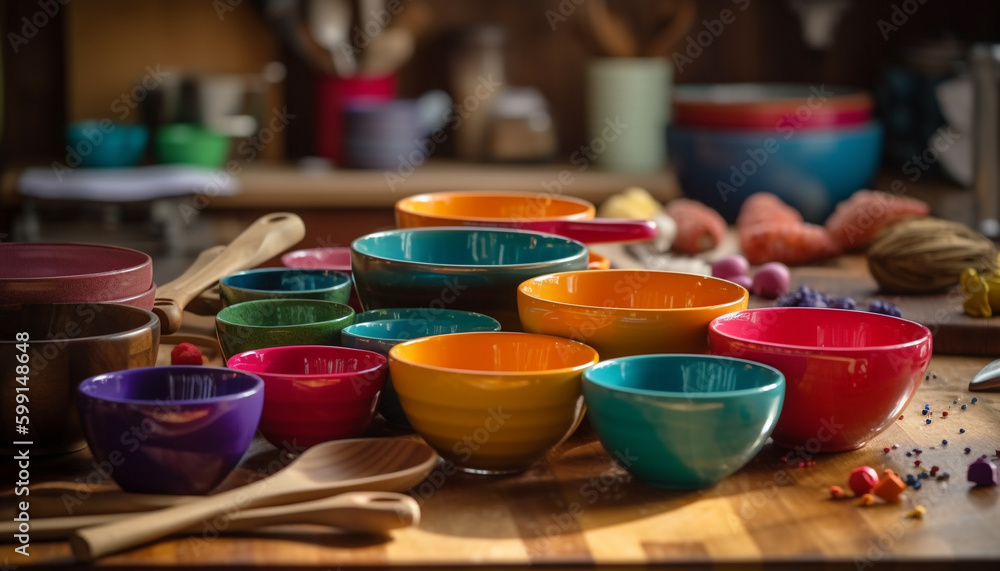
xmin=518 ymin=270 xmax=749 ymax=359
xmin=395 ymin=191 xmax=595 ymax=228
xmin=388 ymin=332 xmax=599 ymax=474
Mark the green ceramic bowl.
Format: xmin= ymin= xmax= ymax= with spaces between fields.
xmin=351 ymin=227 xmax=589 ymax=331
xmin=215 ymin=299 xmax=355 ymax=362
xmin=219 ymin=268 xmax=352 ymax=307
xmin=583 ymin=354 xmax=785 ymax=489
xmin=156 ymin=123 xmax=231 ymax=168
xmin=341 ymin=308 xmax=502 ymax=426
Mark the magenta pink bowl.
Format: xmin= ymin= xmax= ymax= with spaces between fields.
xmin=708 ymin=307 xmax=932 ymax=452
xmin=226 ymin=345 xmax=388 ymax=449
xmin=282 ymin=247 xmax=361 ymax=311
xmin=0 ymin=242 xmax=153 ymax=303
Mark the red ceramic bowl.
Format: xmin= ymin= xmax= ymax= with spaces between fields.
xmin=708 ymin=307 xmax=932 ymax=452
xmin=0 ymin=242 xmax=153 ymax=304
xmin=226 ymin=345 xmax=388 ymax=448
xmin=673 ymin=83 xmax=873 ymax=131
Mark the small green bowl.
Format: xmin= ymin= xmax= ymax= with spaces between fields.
xmin=215 ymin=299 xmax=355 ymax=362
xmin=341 ymin=308 xmax=502 ymax=426
xmin=583 ymin=354 xmax=785 ymax=489
xmin=156 ymin=123 xmax=231 ymax=168
xmin=219 ymin=268 xmax=352 ymax=307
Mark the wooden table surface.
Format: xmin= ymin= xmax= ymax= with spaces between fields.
xmin=5 ymin=259 xmax=1000 ymax=570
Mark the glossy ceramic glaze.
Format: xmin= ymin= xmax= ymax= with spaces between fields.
xmin=708 ymin=307 xmax=933 ymax=451
xmin=395 ymin=191 xmax=595 ymax=228
xmin=389 ymin=332 xmax=599 ymax=474
xmin=280 ymin=247 xmax=361 ymax=311
xmin=0 ymin=303 xmax=160 ymax=456
xmin=343 ymin=309 xmax=502 ymax=426
xmin=0 ymin=242 xmax=153 ymax=304
xmin=583 ymin=354 xmax=785 ymax=489
xmin=667 ymin=122 xmax=883 ymax=223
xmin=227 ymin=345 xmax=388 ymax=448
xmin=352 ymin=228 xmax=589 ymax=330
xmin=672 ymin=84 xmax=873 ymax=130
xmin=219 ymin=268 xmax=352 ymax=307
xmin=518 ymin=270 xmax=748 ymax=359
xmin=588 ymin=251 xmax=611 ymax=270
xmin=78 ymin=366 xmax=263 ymax=494
xmin=215 ymin=299 xmax=355 ymax=362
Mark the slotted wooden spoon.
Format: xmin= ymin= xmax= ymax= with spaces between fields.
xmin=69 ymin=437 xmax=438 ymax=561
xmin=1 ymin=491 xmax=418 ymax=541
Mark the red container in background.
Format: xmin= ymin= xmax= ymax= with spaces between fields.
xmin=315 ymin=74 xmax=397 ymax=164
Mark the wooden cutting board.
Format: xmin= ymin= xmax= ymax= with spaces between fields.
xmin=769 ymin=255 xmax=1000 ymax=358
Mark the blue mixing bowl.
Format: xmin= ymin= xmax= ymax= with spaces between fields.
xmin=667 ymin=122 xmax=883 ymax=223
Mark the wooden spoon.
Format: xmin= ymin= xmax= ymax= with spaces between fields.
xmin=585 ymin=0 xmax=638 ymax=58
xmin=2 ymin=492 xmax=418 ymax=541
xmin=153 ymin=212 xmax=306 ymax=334
xmin=70 ymin=437 xmax=437 ymax=561
xmin=645 ymin=0 xmax=697 ymax=57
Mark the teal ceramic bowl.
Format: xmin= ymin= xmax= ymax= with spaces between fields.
xmin=66 ymin=121 xmax=148 ymax=168
xmin=583 ymin=354 xmax=785 ymax=489
xmin=219 ymin=268 xmax=352 ymax=307
xmin=215 ymin=299 xmax=355 ymax=362
xmin=351 ymin=227 xmax=589 ymax=331
xmin=342 ymin=308 xmax=502 ymax=426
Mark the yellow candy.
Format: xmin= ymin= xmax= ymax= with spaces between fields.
xmin=907 ymin=505 xmax=927 ymax=519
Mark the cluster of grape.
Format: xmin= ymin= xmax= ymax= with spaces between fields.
xmin=775 ymin=285 xmax=902 ymax=317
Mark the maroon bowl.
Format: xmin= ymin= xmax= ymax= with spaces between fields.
xmin=107 ymin=282 xmax=157 ymax=310
xmin=0 ymin=243 xmax=153 ymax=304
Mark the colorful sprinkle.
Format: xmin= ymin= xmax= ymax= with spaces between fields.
xmin=942 ymin=439 xmax=949 ymax=446
xmin=914 ymin=460 xmax=922 ymax=467
xmin=926 ymin=419 xmax=932 ymax=424
xmin=972 ymin=397 xmax=979 ymax=404
xmin=921 ymin=409 xmax=929 ymax=416
xmin=924 ymin=404 xmax=930 ymax=410
xmin=830 ymin=485 xmax=846 ymax=499
xmin=962 ymin=404 xmax=968 ymax=410
xmin=942 ymin=411 xmax=949 ymax=417
xmin=883 ymin=447 xmax=891 ymax=454
xmin=953 ymin=400 xmax=959 ymax=404
xmin=930 ymin=466 xmax=939 ymax=475
xmin=906 ymin=451 xmax=913 ymax=457
xmin=892 ymin=444 xmax=899 ymax=449
xmin=912 ymin=480 xmax=922 ymax=490
xmin=899 ymin=415 xmax=904 ymax=420
xmin=960 ymin=428 xmax=966 ymax=434
xmin=859 ymin=493 xmax=876 ymax=506
xmin=907 ymin=505 xmax=927 ymax=518
xmin=965 ymin=447 xmax=972 ymax=454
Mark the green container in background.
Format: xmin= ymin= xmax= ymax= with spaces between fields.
xmin=156 ymin=123 xmax=231 ymax=168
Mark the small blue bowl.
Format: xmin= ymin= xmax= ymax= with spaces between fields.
xmin=351 ymin=227 xmax=589 ymax=330
xmin=667 ymin=122 xmax=883 ymax=223
xmin=78 ymin=366 xmax=264 ymax=495
xmin=583 ymin=354 xmax=785 ymax=489
xmin=66 ymin=121 xmax=149 ymax=168
xmin=342 ymin=308 xmax=502 ymax=426
xmin=219 ymin=268 xmax=353 ymax=307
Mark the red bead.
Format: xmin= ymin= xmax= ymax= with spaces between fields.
xmin=849 ymin=466 xmax=880 ymax=496
xmin=883 ymin=447 xmax=891 ymax=454
xmin=942 ymin=411 xmax=949 ymax=417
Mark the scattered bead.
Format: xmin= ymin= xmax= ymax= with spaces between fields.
xmin=965 ymin=447 xmax=972 ymax=454
xmin=859 ymin=493 xmax=876 ymax=506
xmin=912 ymin=480 xmax=922 ymax=490
xmin=907 ymin=505 xmax=927 ymax=518
xmin=904 ymin=474 xmax=917 ymax=486
xmin=849 ymin=466 xmax=880 ymax=496
xmin=926 ymin=419 xmax=932 ymax=424
xmin=962 ymin=404 xmax=968 ymax=410
xmin=924 ymin=404 xmax=930 ymax=410
xmin=892 ymin=444 xmax=899 ymax=449
xmin=798 ymin=462 xmax=805 ymax=468
xmin=914 ymin=459 xmax=922 ymax=467
xmin=921 ymin=409 xmax=929 ymax=416
xmin=830 ymin=485 xmax=846 ymax=499
xmin=918 ymin=472 xmax=930 ymax=480
xmin=942 ymin=411 xmax=949 ymax=417
xmin=968 ymin=457 xmax=999 ymax=487
xmin=930 ymin=466 xmax=940 ymax=476
xmin=899 ymin=415 xmax=905 ymax=420
xmin=914 ymin=449 xmax=923 ymax=455
xmin=972 ymin=397 xmax=979 ymax=404
xmin=953 ymin=400 xmax=959 ymax=405
xmin=883 ymin=447 xmax=891 ymax=454
xmin=960 ymin=428 xmax=966 ymax=434
xmin=942 ymin=439 xmax=949 ymax=446
xmin=873 ymin=469 xmax=907 ymax=503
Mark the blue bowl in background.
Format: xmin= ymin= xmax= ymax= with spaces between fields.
xmin=219 ymin=268 xmax=353 ymax=307
xmin=342 ymin=308 xmax=502 ymax=426
xmin=667 ymin=122 xmax=883 ymax=223
xmin=66 ymin=121 xmax=149 ymax=168
xmin=583 ymin=354 xmax=784 ymax=490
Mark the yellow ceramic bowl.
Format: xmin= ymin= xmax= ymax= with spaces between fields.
xmin=388 ymin=332 xmax=599 ymax=474
xmin=518 ymin=270 xmax=749 ymax=359
xmin=395 ymin=191 xmax=595 ymax=228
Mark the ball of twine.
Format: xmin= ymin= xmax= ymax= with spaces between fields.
xmin=867 ymin=218 xmax=997 ymax=294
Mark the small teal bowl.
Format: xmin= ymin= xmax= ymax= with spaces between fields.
xmin=351 ymin=227 xmax=589 ymax=331
xmin=583 ymin=354 xmax=785 ymax=489
xmin=667 ymin=121 xmax=883 ymax=223
xmin=219 ymin=268 xmax=352 ymax=307
xmin=342 ymin=308 xmax=502 ymax=426
xmin=66 ymin=121 xmax=149 ymax=168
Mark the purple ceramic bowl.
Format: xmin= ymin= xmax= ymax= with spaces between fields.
xmin=77 ymin=366 xmax=264 ymax=495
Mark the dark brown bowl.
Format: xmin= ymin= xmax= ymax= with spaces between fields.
xmin=0 ymin=242 xmax=153 ymax=304
xmin=0 ymin=303 xmax=160 ymax=455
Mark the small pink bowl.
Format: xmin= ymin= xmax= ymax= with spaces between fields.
xmin=708 ymin=307 xmax=932 ymax=452
xmin=227 ymin=345 xmax=388 ymax=449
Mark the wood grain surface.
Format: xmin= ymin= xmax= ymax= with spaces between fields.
xmin=3 ymin=253 xmax=999 ymax=569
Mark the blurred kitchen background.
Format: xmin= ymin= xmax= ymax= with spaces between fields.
xmin=1 ymin=0 xmax=998 ymax=282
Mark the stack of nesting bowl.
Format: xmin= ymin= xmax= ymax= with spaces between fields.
xmin=0 ymin=242 xmax=162 ymax=455
xmin=668 ymin=83 xmax=883 ymax=223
